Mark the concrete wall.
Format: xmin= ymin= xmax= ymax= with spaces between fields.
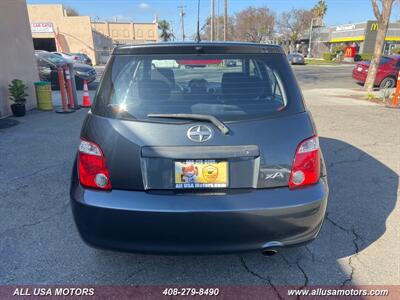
xmin=0 ymin=0 xmax=39 ymax=118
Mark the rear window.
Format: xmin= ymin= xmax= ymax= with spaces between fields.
xmin=94 ymin=53 xmax=303 ymax=122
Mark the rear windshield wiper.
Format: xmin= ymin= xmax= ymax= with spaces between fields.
xmin=147 ymin=113 xmax=230 ymax=135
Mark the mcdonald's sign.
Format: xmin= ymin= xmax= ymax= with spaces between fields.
xmin=344 ymin=46 xmax=356 ymax=58
xmin=370 ymin=23 xmax=379 ymax=31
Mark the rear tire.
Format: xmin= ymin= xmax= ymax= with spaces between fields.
xmin=379 ymin=77 xmax=396 ymax=89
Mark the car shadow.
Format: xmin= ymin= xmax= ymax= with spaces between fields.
xmin=86 ymin=137 xmax=397 ymax=287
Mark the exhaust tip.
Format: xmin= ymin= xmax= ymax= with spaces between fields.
xmin=261 ymin=249 xmax=278 ymax=256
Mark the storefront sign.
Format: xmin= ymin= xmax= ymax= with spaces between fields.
xmin=335 ymin=24 xmax=356 ymax=32
xmin=344 ymin=47 xmax=356 ymax=58
xmin=31 ymin=23 xmax=54 ymax=33
xmin=370 ymin=23 xmax=379 ymax=31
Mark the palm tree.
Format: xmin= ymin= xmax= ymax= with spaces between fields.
xmin=312 ymin=0 xmax=328 ymax=19
xmin=158 ymin=20 xmax=174 ymax=42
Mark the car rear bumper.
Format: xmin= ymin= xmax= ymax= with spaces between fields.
xmin=352 ymin=70 xmax=366 ymax=83
xmin=71 ymin=177 xmax=329 ymax=254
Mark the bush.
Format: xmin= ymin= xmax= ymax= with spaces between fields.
xmin=332 ymin=45 xmax=344 ymax=54
xmin=391 ymin=47 xmax=400 ymax=54
xmin=359 ymin=53 xmax=373 ymax=61
xmin=323 ymin=53 xmax=335 ymax=61
xmin=8 ymin=79 xmax=28 ymax=104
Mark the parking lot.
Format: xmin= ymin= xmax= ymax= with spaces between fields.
xmin=0 ymin=65 xmax=398 ymax=291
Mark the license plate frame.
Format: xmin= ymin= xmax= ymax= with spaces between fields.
xmin=174 ymin=159 xmax=228 ymax=189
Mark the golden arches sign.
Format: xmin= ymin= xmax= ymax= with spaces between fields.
xmin=370 ymin=23 xmax=379 ymax=31
xmin=345 ymin=48 xmax=352 ymax=56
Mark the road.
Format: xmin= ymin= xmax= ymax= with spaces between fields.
xmin=1 ymin=65 xmax=398 ymax=292
xmin=292 ymin=64 xmax=357 ymax=90
xmin=90 ymin=64 xmax=359 ymax=91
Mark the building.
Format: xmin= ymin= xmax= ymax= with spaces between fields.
xmin=304 ymin=20 xmax=400 ymax=57
xmin=27 ymin=4 xmax=158 ymax=65
xmin=328 ymin=21 xmax=400 ymax=54
xmin=0 ymin=0 xmax=39 ymax=118
xmin=92 ymin=21 xmax=158 ymax=45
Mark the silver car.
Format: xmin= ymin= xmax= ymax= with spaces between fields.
xmin=288 ymin=53 xmax=305 ymax=65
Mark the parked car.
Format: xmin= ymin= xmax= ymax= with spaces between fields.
xmin=352 ymin=55 xmax=400 ymax=89
xmin=288 ymin=53 xmax=305 ymax=65
xmin=35 ymin=51 xmax=96 ymax=90
xmin=52 ymin=52 xmax=80 ymax=62
xmin=69 ymin=53 xmax=93 ymax=66
xmin=226 ymin=60 xmax=238 ymax=67
xmin=71 ymin=42 xmax=329 ymax=254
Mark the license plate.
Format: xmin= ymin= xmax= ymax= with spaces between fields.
xmin=357 ymin=67 xmax=363 ymax=72
xmin=175 ymin=160 xmax=228 ymax=189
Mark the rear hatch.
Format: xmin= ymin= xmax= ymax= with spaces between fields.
xmin=83 ymin=44 xmax=317 ymax=191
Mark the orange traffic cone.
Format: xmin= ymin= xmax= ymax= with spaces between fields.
xmin=81 ymin=80 xmax=92 ymax=108
xmin=387 ymin=70 xmax=400 ymax=109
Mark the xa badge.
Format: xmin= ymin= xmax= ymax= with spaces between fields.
xmin=187 ymin=125 xmax=213 ymax=142
xmin=265 ymin=172 xmax=284 ymax=180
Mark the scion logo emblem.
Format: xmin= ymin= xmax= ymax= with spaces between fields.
xmin=187 ymin=125 xmax=213 ymax=142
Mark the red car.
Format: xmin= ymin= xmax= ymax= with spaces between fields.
xmin=352 ymin=55 xmax=400 ymax=89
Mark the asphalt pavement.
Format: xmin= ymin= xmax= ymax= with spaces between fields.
xmin=0 ymin=65 xmax=398 ymax=290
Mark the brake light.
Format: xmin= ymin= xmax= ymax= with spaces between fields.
xmin=289 ymin=136 xmax=320 ymax=189
xmin=78 ymin=139 xmax=112 ymax=190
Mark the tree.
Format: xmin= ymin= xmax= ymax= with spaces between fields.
xmin=234 ymin=6 xmax=275 ymax=43
xmin=64 ymin=6 xmax=79 ymax=16
xmin=158 ymin=20 xmax=174 ymax=42
xmin=201 ymin=16 xmax=235 ymax=41
xmin=278 ymin=9 xmax=314 ymax=51
xmin=312 ymin=0 xmax=328 ymax=18
xmin=365 ymin=0 xmax=395 ymax=92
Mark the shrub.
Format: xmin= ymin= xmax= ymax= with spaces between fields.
xmin=8 ymin=79 xmax=28 ymax=104
xmin=390 ymin=47 xmax=400 ymax=54
xmin=332 ymin=45 xmax=344 ymax=54
xmin=323 ymin=53 xmax=335 ymax=61
xmin=360 ymin=53 xmax=373 ymax=61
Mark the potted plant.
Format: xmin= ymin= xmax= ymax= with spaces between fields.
xmin=8 ymin=79 xmax=28 ymax=117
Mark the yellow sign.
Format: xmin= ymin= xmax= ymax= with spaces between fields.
xmin=175 ymin=160 xmax=228 ymax=188
xmin=370 ymin=23 xmax=379 ymax=31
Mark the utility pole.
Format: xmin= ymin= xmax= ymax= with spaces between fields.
xmin=224 ymin=0 xmax=227 ymax=41
xmin=216 ymin=0 xmax=220 ymax=40
xmin=211 ymin=0 xmax=215 ymax=41
xmin=307 ymin=18 xmax=316 ymax=58
xmin=178 ymin=6 xmax=186 ymax=41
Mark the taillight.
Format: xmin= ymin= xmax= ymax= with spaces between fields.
xmin=78 ymin=139 xmax=112 ymax=190
xmin=289 ymin=136 xmax=320 ymax=189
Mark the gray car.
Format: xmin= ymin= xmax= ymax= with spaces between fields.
xmin=288 ymin=53 xmax=305 ymax=65
xmin=70 ymin=42 xmax=328 ymax=254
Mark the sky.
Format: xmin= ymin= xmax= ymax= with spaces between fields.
xmin=27 ymin=0 xmax=400 ymax=39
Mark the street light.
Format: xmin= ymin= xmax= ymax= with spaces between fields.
xmin=308 ymin=18 xmax=317 ymax=58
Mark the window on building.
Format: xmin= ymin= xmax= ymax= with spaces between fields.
xmin=148 ymin=30 xmax=154 ymax=38
xmin=137 ymin=29 xmax=143 ymax=38
xmin=123 ymin=30 xmax=129 ymax=37
xmin=112 ymin=30 xmax=118 ymax=37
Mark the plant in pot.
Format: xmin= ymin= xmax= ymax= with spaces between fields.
xmin=8 ymin=79 xmax=28 ymax=117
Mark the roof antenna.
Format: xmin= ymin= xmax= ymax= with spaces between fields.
xmin=196 ymin=0 xmax=201 ymax=42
